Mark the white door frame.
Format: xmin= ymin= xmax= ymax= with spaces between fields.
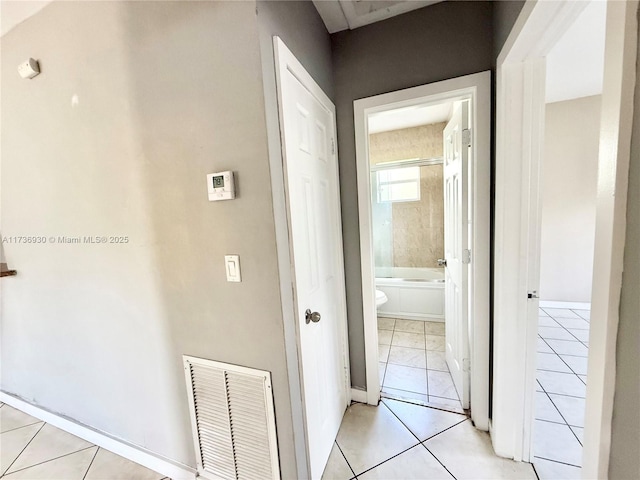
xmin=354 ymin=72 xmax=491 ymax=430
xmin=492 ymin=1 xmax=638 ymax=476
xmin=272 ymin=37 xmax=351 ymax=479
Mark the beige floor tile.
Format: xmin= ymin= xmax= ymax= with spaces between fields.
xmin=1 ymin=423 xmax=43 ymax=475
xmin=426 ymin=335 xmax=445 ymax=351
xmin=378 ymin=363 xmax=387 ymax=386
xmin=425 ymin=420 xmax=536 ymax=479
xmin=533 ymin=457 xmax=581 ymax=480
xmin=548 ymin=394 xmax=585 ymax=427
xmin=560 ymin=355 xmax=588 ymax=375
xmin=359 ymin=445 xmax=454 ymax=479
xmin=394 ymin=319 xmax=424 ymax=334
xmin=381 ymin=388 xmax=428 ymax=405
xmin=533 ymin=420 xmax=582 ymax=466
xmin=537 ymin=338 xmax=553 ymax=353
xmin=0 ymin=406 xmax=41 ymax=434
xmin=428 ymin=370 xmax=458 ymax=400
xmin=382 ymin=398 xmax=465 ymax=441
xmin=377 ymin=317 xmax=395 ymax=331
xmin=388 ymin=346 xmax=426 ymax=369
xmin=426 ymin=351 xmax=448 ymax=371
xmin=537 ymin=371 xmax=586 ymax=398
xmin=538 ymin=327 xmax=575 ymax=341
xmin=377 ymin=330 xmax=393 ymax=345
xmin=542 ymin=308 xmax=580 ymax=319
xmin=391 ymin=331 xmax=425 ymax=349
xmin=383 ymin=365 xmax=427 ymax=394
xmin=2 ymin=446 xmax=97 ymax=480
xmin=378 ymin=344 xmax=390 ymax=363
xmin=537 ymin=352 xmax=572 ymax=373
xmin=427 ymin=396 xmax=464 ymax=413
xmin=424 ymin=322 xmax=445 ymax=335
xmin=336 ymin=403 xmax=417 ymax=475
xmin=567 ymin=329 xmax=589 ymax=342
xmin=321 ymin=443 xmax=353 ymax=480
xmin=7 ymin=423 xmax=94 ymax=473
xmin=534 ymin=392 xmax=564 ymax=424
xmin=570 ymin=426 xmax=584 ymax=444
xmin=84 ymin=448 xmax=164 ymax=480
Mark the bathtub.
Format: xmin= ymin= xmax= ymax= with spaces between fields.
xmin=375 ymin=267 xmax=445 ymax=321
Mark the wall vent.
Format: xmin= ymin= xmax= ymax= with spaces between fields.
xmin=183 ymin=356 xmax=280 ymax=480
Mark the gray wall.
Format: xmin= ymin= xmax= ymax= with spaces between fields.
xmin=0 ymin=1 xmax=300 ymax=475
xmin=331 ymin=1 xmax=494 ymax=388
xmin=492 ymin=0 xmax=526 ymax=61
xmin=609 ymin=14 xmax=640 ymax=478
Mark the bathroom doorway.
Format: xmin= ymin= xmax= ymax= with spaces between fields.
xmin=354 ymin=72 xmax=491 ymax=429
xmin=370 ymin=104 xmax=461 ymax=413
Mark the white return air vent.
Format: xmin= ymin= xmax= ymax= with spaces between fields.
xmin=183 ymin=356 xmax=280 ymax=480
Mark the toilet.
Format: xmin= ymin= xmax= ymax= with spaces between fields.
xmin=375 ymin=289 xmax=388 ymax=307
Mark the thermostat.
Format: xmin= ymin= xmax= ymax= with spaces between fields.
xmin=207 ymin=171 xmax=235 ymax=201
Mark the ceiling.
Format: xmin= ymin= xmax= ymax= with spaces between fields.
xmin=312 ymin=0 xmax=442 ymax=33
xmin=368 ymin=102 xmax=452 ymax=134
xmin=545 ymin=1 xmax=606 ymax=104
xmin=0 ymin=0 xmax=53 ymax=38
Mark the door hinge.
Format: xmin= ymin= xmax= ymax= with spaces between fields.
xmin=331 ymin=138 xmax=335 ymax=155
xmin=462 ymin=249 xmax=471 ymax=264
xmin=462 ymin=128 xmax=471 ymax=147
xmin=463 ymin=358 xmax=471 ymax=372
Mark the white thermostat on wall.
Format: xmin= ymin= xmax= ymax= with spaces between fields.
xmin=207 ymin=171 xmax=235 ymax=201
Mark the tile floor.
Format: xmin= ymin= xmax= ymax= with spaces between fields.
xmin=0 ymin=403 xmax=167 ymax=480
xmin=378 ymin=317 xmax=463 ymax=413
xmin=534 ymin=306 xmax=590 ymax=480
xmin=322 ymin=398 xmax=536 ymax=479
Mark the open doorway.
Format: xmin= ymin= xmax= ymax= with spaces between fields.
xmin=368 ymin=102 xmax=463 ymax=413
xmin=532 ymin=2 xmax=605 ymax=476
xmin=353 ymin=72 xmax=491 ymax=430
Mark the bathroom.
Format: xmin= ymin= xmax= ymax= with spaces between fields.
xmin=370 ymin=102 xmax=462 ymax=412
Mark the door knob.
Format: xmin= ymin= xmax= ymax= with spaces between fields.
xmin=438 ymin=258 xmax=447 ymax=267
xmin=305 ymin=309 xmax=321 ymax=324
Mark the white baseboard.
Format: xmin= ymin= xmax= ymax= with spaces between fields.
xmin=0 ymin=392 xmax=196 ymax=480
xmin=350 ymin=388 xmax=368 ymax=404
xmin=539 ymin=301 xmax=591 ymax=310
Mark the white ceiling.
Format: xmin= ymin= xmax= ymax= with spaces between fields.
xmin=313 ymin=0 xmax=442 ymax=33
xmin=368 ymin=102 xmax=452 ymax=134
xmin=545 ymin=1 xmax=606 ymax=104
xmin=1 ymin=0 xmax=53 ymax=38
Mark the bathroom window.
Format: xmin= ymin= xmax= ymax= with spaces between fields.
xmin=376 ymin=166 xmax=421 ymax=203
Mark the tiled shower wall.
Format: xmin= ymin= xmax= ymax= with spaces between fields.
xmin=370 ymin=123 xmax=445 ymax=268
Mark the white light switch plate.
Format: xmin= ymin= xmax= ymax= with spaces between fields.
xmin=225 ymin=255 xmax=241 ymax=282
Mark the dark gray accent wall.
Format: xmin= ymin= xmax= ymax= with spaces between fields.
xmin=492 ymin=0 xmax=525 ymax=61
xmin=609 ymin=13 xmax=640 ymax=478
xmin=331 ymin=1 xmax=494 ymax=388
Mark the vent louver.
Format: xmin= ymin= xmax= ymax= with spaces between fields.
xmin=183 ymin=356 xmax=280 ymax=480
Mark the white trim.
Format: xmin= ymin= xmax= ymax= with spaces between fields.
xmin=354 ymin=72 xmax=492 ymax=430
xmin=539 ymin=301 xmax=591 ymax=310
xmin=378 ymin=312 xmax=444 ymax=322
xmin=0 ymin=391 xmax=195 ymax=480
xmin=493 ymin=0 xmax=638 ymax=474
xmin=350 ymin=388 xmax=368 ymax=404
xmin=273 ymin=36 xmax=350 ymax=479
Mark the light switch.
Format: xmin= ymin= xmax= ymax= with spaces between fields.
xmin=225 ymin=255 xmax=241 ymax=282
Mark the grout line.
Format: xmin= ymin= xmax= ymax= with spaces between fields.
xmin=381 ymin=392 xmax=464 ymax=415
xmin=534 ymin=381 xmax=584 ymax=447
xmin=421 ymin=444 xmax=458 ymax=479
xmin=2 ymin=422 xmax=46 ymax=476
xmin=3 ymin=445 xmax=97 ymax=477
xmin=0 ymin=420 xmax=44 ymax=435
xmin=533 ymin=455 xmax=582 ymax=469
xmin=82 ymin=447 xmax=100 ymax=480
xmin=350 ymin=442 xmax=422 ymax=478
xmin=531 ymin=461 xmax=541 ymax=480
xmin=334 ymin=441 xmax=357 ymax=478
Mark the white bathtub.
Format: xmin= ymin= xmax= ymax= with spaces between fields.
xmin=375 ymin=267 xmax=445 ymax=321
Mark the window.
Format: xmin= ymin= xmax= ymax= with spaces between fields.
xmin=376 ymin=166 xmax=421 ymax=203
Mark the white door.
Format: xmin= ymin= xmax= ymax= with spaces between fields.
xmin=443 ymin=101 xmax=471 ymax=409
xmin=276 ymin=40 xmax=348 ymax=479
